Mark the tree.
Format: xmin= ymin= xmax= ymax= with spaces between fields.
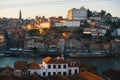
xmin=73 ymin=28 xmax=83 ymax=35
xmin=87 ymin=9 xmax=92 ymax=18
xmin=101 ymin=10 xmax=106 ymax=17
xmin=106 ymin=13 xmax=112 ymax=17
xmin=105 ymin=29 xmax=112 ymax=40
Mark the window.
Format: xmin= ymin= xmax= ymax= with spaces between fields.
xmin=69 ymin=69 xmax=71 ymax=75
xmin=53 ymin=65 xmax=56 ymax=69
xmin=58 ymin=72 xmax=61 ymax=75
xmin=53 ymin=72 xmax=56 ymax=75
xmin=58 ymin=65 xmax=61 ymax=69
xmin=43 ymin=72 xmax=46 ymax=76
xmin=63 ymin=65 xmax=66 ymax=69
xmin=48 ymin=72 xmax=51 ymax=76
xmin=75 ymin=69 xmax=77 ymax=74
xmin=63 ymin=72 xmax=66 ymax=76
xmin=23 ymin=70 xmax=27 ymax=76
xmin=48 ymin=65 xmax=51 ymax=69
xmin=28 ymin=71 xmax=30 ymax=75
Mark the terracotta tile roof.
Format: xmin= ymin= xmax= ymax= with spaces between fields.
xmin=0 ymin=75 xmax=14 ymax=80
xmin=47 ymin=74 xmax=70 ymax=80
xmin=0 ymin=73 xmax=23 ymax=80
xmin=64 ymin=59 xmax=82 ymax=67
xmin=28 ymin=73 xmax=43 ymax=80
xmin=6 ymin=66 xmax=13 ymax=70
xmin=42 ymin=56 xmax=52 ymax=63
xmin=42 ymin=57 xmax=81 ymax=67
xmin=103 ymin=69 xmax=120 ymax=80
xmin=79 ymin=71 xmax=105 ymax=80
xmin=87 ymin=68 xmax=97 ymax=74
xmin=28 ymin=62 xmax=41 ymax=69
xmin=12 ymin=76 xmax=24 ymax=80
xmin=14 ymin=61 xmax=27 ymax=70
xmin=0 ymin=66 xmax=13 ymax=74
xmin=42 ymin=56 xmax=68 ymax=64
xmin=68 ymin=75 xmax=87 ymax=80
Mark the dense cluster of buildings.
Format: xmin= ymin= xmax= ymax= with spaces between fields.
xmin=0 ymin=56 xmax=106 ymax=80
xmin=0 ymin=56 xmax=120 ymax=80
xmin=0 ymin=6 xmax=120 ymax=56
xmin=0 ymin=6 xmax=120 ymax=79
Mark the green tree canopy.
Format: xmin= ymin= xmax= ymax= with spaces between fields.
xmin=106 ymin=13 xmax=112 ymax=17
xmin=101 ymin=10 xmax=106 ymax=17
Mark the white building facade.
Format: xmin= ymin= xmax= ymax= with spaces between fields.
xmin=38 ymin=22 xmax=51 ymax=28
xmin=89 ymin=17 xmax=102 ymax=22
xmin=83 ymin=28 xmax=106 ymax=37
xmin=112 ymin=28 xmax=120 ymax=36
xmin=63 ymin=20 xmax=80 ymax=27
xmin=27 ymin=56 xmax=80 ymax=77
xmin=54 ymin=20 xmax=80 ymax=28
xmin=68 ymin=6 xmax=88 ymax=20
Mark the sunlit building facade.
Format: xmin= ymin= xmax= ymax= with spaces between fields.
xmin=68 ymin=6 xmax=88 ymax=20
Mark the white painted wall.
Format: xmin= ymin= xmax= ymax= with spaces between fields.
xmin=54 ymin=20 xmax=80 ymax=27
xmin=65 ymin=20 xmax=80 ymax=27
xmin=68 ymin=67 xmax=79 ymax=75
xmin=117 ymin=29 xmax=120 ymax=36
xmin=28 ymin=69 xmax=41 ymax=74
xmin=38 ymin=22 xmax=50 ymax=28
xmin=28 ymin=61 xmax=79 ymax=77
xmin=89 ymin=17 xmax=101 ymax=21
xmin=54 ymin=22 xmax=63 ymax=27
xmin=68 ymin=8 xmax=87 ymax=20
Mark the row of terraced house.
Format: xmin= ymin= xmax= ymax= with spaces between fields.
xmin=0 ymin=56 xmax=112 ymax=80
xmin=14 ymin=56 xmax=85 ymax=77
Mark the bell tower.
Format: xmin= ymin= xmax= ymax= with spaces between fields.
xmin=19 ymin=10 xmax=22 ymax=19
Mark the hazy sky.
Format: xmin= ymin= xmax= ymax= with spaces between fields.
xmin=0 ymin=0 xmax=120 ymax=19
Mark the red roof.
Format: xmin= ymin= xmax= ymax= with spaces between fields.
xmin=14 ymin=61 xmax=27 ymax=70
xmin=79 ymin=71 xmax=105 ymax=80
xmin=28 ymin=62 xmax=41 ymax=69
xmin=47 ymin=74 xmax=70 ymax=80
xmin=42 ymin=56 xmax=68 ymax=64
xmin=42 ymin=56 xmax=52 ymax=63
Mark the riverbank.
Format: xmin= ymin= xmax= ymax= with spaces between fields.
xmin=1 ymin=49 xmax=120 ymax=58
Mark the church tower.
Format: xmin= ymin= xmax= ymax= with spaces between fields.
xmin=19 ymin=10 xmax=22 ymax=19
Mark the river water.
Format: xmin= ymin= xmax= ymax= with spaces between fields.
xmin=0 ymin=57 xmax=120 ymax=75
